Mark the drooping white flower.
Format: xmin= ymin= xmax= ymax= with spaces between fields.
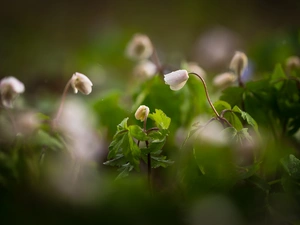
xmin=229 ymin=51 xmax=248 ymax=76
xmin=135 ymin=105 xmax=150 ymax=122
xmin=186 ymin=62 xmax=206 ymax=78
xmin=133 ymin=60 xmax=157 ymax=80
xmin=126 ymin=33 xmax=153 ymax=61
xmin=213 ymin=72 xmax=237 ymax=88
xmin=164 ymin=69 xmax=189 ymax=91
xmin=0 ymin=76 xmax=25 ymax=108
xmin=71 ymin=72 xmax=93 ymax=95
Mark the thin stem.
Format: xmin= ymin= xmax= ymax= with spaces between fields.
xmin=143 ymin=118 xmax=151 ymax=188
xmin=151 ymin=45 xmax=163 ymax=76
xmin=53 ymin=78 xmax=72 ymax=125
xmin=189 ymin=72 xmax=220 ymax=118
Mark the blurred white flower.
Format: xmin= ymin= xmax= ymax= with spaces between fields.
xmin=0 ymin=76 xmax=25 ymax=108
xmin=213 ymin=72 xmax=237 ymax=88
xmin=286 ymin=55 xmax=300 ymax=69
xmin=133 ymin=60 xmax=157 ymax=80
xmin=135 ymin=105 xmax=150 ymax=122
xmin=126 ymin=33 xmax=153 ymax=60
xmin=15 ymin=111 xmax=40 ymax=136
xmin=186 ymin=62 xmax=206 ymax=78
xmin=164 ymin=69 xmax=189 ymax=91
xmin=229 ymin=51 xmax=248 ymax=76
xmin=58 ymin=98 xmax=103 ymax=161
xmin=71 ymin=72 xmax=93 ymax=95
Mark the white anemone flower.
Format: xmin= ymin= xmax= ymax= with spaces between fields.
xmin=0 ymin=76 xmax=25 ymax=108
xmin=71 ymin=72 xmax=93 ymax=95
xmin=164 ymin=69 xmax=189 ymax=91
xmin=229 ymin=51 xmax=248 ymax=76
xmin=126 ymin=33 xmax=153 ymax=61
xmin=135 ymin=105 xmax=150 ymax=122
xmin=213 ymin=72 xmax=237 ymax=88
xmin=133 ymin=60 xmax=157 ymax=80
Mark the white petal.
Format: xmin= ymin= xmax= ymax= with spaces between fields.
xmin=164 ymin=70 xmax=189 ymax=86
xmin=170 ymin=80 xmax=188 ymax=91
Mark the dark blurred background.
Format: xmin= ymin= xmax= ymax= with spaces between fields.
xmin=0 ymin=0 xmax=299 ymax=99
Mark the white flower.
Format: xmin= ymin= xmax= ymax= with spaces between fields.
xmin=229 ymin=51 xmax=248 ymax=76
xmin=71 ymin=72 xmax=93 ymax=95
xmin=164 ymin=69 xmax=189 ymax=91
xmin=0 ymin=76 xmax=25 ymax=108
xmin=133 ymin=60 xmax=157 ymax=80
xmin=135 ymin=105 xmax=150 ymax=122
xmin=186 ymin=62 xmax=206 ymax=78
xmin=213 ymin=72 xmax=237 ymax=88
xmin=126 ymin=33 xmax=153 ymax=60
xmin=286 ymin=56 xmax=300 ymax=69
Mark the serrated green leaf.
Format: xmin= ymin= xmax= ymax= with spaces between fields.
xmin=141 ymin=138 xmax=166 ymax=154
xmin=148 ymin=109 xmax=171 ymax=130
xmin=232 ymin=106 xmax=259 ymax=133
xmin=280 ymin=154 xmax=300 ymax=179
xmin=103 ymin=154 xmax=127 ymax=167
xmin=108 ymin=132 xmax=127 ymax=159
xmin=122 ymin=133 xmax=141 ymax=171
xmin=150 ymin=155 xmax=174 ymax=168
xmin=117 ymin=117 xmax=129 ymax=131
xmin=116 ymin=163 xmax=134 ymax=180
xmin=128 ymin=125 xmax=149 ymax=141
xmin=224 ymin=111 xmax=244 ymax=131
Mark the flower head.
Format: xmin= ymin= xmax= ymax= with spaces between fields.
xmin=213 ymin=72 xmax=237 ymax=88
xmin=126 ymin=33 xmax=153 ymax=61
xmin=229 ymin=51 xmax=248 ymax=76
xmin=133 ymin=60 xmax=157 ymax=80
xmin=0 ymin=76 xmax=25 ymax=108
xmin=135 ymin=105 xmax=150 ymax=122
xmin=164 ymin=69 xmax=189 ymax=91
xmin=71 ymin=72 xmax=93 ymax=95
xmin=286 ymin=56 xmax=300 ymax=70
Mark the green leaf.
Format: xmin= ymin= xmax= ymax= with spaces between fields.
xmin=232 ymin=106 xmax=259 ymax=133
xmin=223 ymin=111 xmax=244 ymax=131
xmin=213 ymin=100 xmax=231 ymax=113
xmin=220 ymin=87 xmax=245 ymax=107
xmin=103 ymin=154 xmax=127 ymax=167
xmin=108 ymin=131 xmax=127 ymax=159
xmin=141 ymin=138 xmax=166 ymax=154
xmin=237 ymin=162 xmax=261 ymax=179
xmin=150 ymin=155 xmax=174 ymax=168
xmin=128 ymin=125 xmax=149 ymax=141
xmin=116 ymin=163 xmax=134 ymax=180
xmin=148 ymin=109 xmax=171 ymax=130
xmin=270 ymin=64 xmax=286 ymax=90
xmin=247 ymin=175 xmax=270 ymax=191
xmin=36 ymin=130 xmax=63 ymax=150
xmin=280 ymin=154 xmax=300 ymax=179
xmin=117 ymin=117 xmax=129 ymax=131
xmin=122 ymin=132 xmax=141 ymax=171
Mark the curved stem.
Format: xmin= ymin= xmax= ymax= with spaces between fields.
xmin=53 ymin=78 xmax=72 ymax=125
xmin=189 ymin=72 xmax=220 ymax=118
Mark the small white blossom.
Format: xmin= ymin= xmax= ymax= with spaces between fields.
xmin=71 ymin=72 xmax=93 ymax=95
xmin=135 ymin=105 xmax=150 ymax=122
xmin=133 ymin=60 xmax=157 ymax=80
xmin=286 ymin=56 xmax=300 ymax=69
xmin=186 ymin=62 xmax=206 ymax=78
xmin=0 ymin=76 xmax=25 ymax=108
xmin=126 ymin=33 xmax=153 ymax=60
xmin=229 ymin=51 xmax=248 ymax=76
xmin=164 ymin=69 xmax=189 ymax=91
xmin=213 ymin=72 xmax=237 ymax=88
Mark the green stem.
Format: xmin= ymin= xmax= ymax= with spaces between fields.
xmin=189 ymin=72 xmax=220 ymax=118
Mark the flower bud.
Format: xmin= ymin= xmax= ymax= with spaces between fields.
xmin=229 ymin=51 xmax=248 ymax=76
xmin=286 ymin=56 xmax=300 ymax=70
xmin=133 ymin=60 xmax=157 ymax=80
xmin=213 ymin=72 xmax=237 ymax=88
xmin=135 ymin=105 xmax=150 ymax=122
xmin=126 ymin=33 xmax=153 ymax=61
xmin=71 ymin=72 xmax=93 ymax=95
xmin=186 ymin=62 xmax=206 ymax=78
xmin=0 ymin=76 xmax=25 ymax=108
xmin=164 ymin=69 xmax=189 ymax=91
